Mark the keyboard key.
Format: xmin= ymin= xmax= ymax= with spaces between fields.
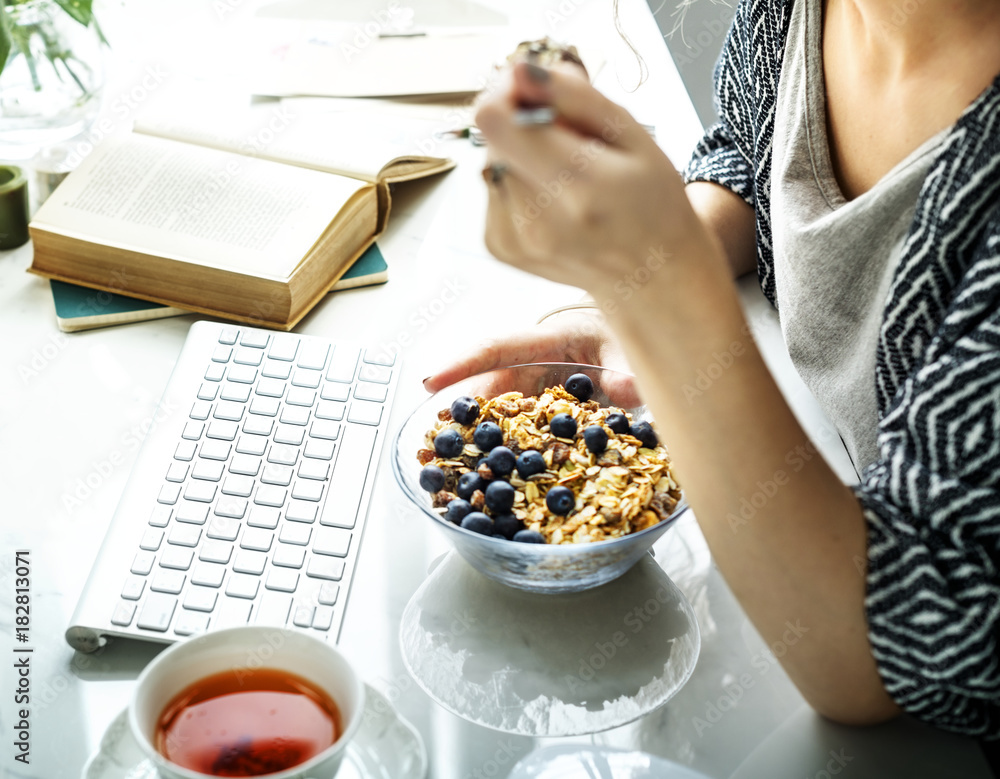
xmin=150 ymin=569 xmax=185 ymax=594
xmin=293 ymin=605 xmax=314 ymax=627
xmin=359 ymin=363 xmax=392 ymax=384
xmin=212 ymin=345 xmax=232 ymax=363
xmin=192 ymin=460 xmax=225 ymax=481
xmin=355 ymin=382 xmax=388 ymax=403
xmin=139 ymin=528 xmax=163 ymax=551
xmin=205 ymin=363 xmax=225 ymax=381
xmin=149 ymin=506 xmax=172 ymax=527
xmin=159 ymin=547 xmax=194 ymax=571
xmin=254 ymin=486 xmax=286 ymax=508
xmin=215 ymin=496 xmax=247 ymax=519
xmin=315 ymin=401 xmax=346 ymax=421
xmin=320 ymin=383 xmax=350 ymax=402
xmin=247 ymin=506 xmax=280 ymax=529
xmin=304 ymin=439 xmax=336 ymax=460
xmin=176 ymin=501 xmax=209 ymax=525
xmin=236 ymin=435 xmax=267 ymax=456
xmin=226 ymin=574 xmax=260 ymax=599
xmin=265 ymin=569 xmax=299 ymax=593
xmin=279 ymin=524 xmax=312 ymax=546
xmin=174 ymin=612 xmax=210 ymax=636
xmin=220 ymin=382 xmax=252 ymax=403
xmin=183 ymin=587 xmax=218 ymax=613
xmin=280 ymin=406 xmax=310 ymax=426
xmin=191 ymin=562 xmax=226 ymax=588
xmin=363 ymin=347 xmax=395 ymax=367
xmin=214 ymin=401 xmax=245 ymax=422
xmin=197 ymin=382 xmax=218 ymax=401
xmin=292 ymin=368 xmax=322 ymax=389
xmin=121 ymin=576 xmax=146 ymax=600
xmin=166 ymin=462 xmax=189 ymax=482
xmin=298 ymin=460 xmax=329 ymax=481
xmin=207 ymin=516 xmax=240 ymax=541
xmin=274 ymin=424 xmax=305 ymax=446
xmin=215 ymin=598 xmax=252 ymax=629
xmin=241 ymin=330 xmax=269 ymax=348
xmin=222 ymin=475 xmax=255 ymax=497
xmin=319 ymin=425 xmax=377 ymax=530
xmin=318 ymin=582 xmax=340 ymax=606
xmin=272 ymin=545 xmax=305 ymax=568
xmin=199 ymin=540 xmax=233 ymax=564
xmin=240 ymin=528 xmax=274 ymax=552
xmin=257 ymin=378 xmax=285 ymax=398
xmin=268 ymin=335 xmax=298 ymax=362
xmin=234 ymin=347 xmax=264 ymax=366
xmin=292 ymin=481 xmax=324 ymax=502
xmin=286 ymin=387 xmax=316 ymax=407
xmin=262 ymin=463 xmax=293 ymax=486
xmin=111 ymin=601 xmax=136 ymax=627
xmin=348 ymin=400 xmax=383 ymax=426
xmin=219 ymin=327 xmax=239 ymax=345
xmin=254 ymin=592 xmax=292 ymax=626
xmin=297 ymin=342 xmax=329 ymax=370
xmin=207 ymin=420 xmax=239 ymax=441
xmin=250 ymin=396 xmax=280 ymax=416
xmin=313 ymin=605 xmax=335 ymax=631
xmin=267 ymin=445 xmax=298 ymax=466
xmin=262 ymin=360 xmax=292 ymax=380
xmin=327 ymin=346 xmax=359 ymax=383
xmin=168 ymin=524 xmax=202 ymax=547
xmin=131 ymin=551 xmax=155 ymax=576
xmin=243 ymin=416 xmax=274 ymax=437
xmin=230 ymin=454 xmax=261 ymax=476
xmin=306 ymin=556 xmax=345 ymax=581
xmin=200 ymin=440 xmax=231 ymax=461
xmin=156 ymin=484 xmax=181 ymax=506
xmin=184 ymin=481 xmax=217 ymax=503
xmin=227 ymin=365 xmax=258 ymax=384
xmin=310 ymin=420 xmax=340 ymax=441
xmin=137 ymin=593 xmax=176 ymax=632
xmin=313 ymin=527 xmax=351 ymax=557
xmin=285 ymin=501 xmax=317 ymax=523
xmin=182 ymin=421 xmax=204 ymax=441
xmin=174 ymin=441 xmax=197 ymax=461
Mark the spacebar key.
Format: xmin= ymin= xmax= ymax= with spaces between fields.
xmin=320 ymin=425 xmax=377 ymax=529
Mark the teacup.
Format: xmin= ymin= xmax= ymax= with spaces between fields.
xmin=129 ymin=626 xmax=365 ymax=779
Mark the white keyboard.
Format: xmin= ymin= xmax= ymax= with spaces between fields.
xmin=66 ymin=321 xmax=399 ymax=652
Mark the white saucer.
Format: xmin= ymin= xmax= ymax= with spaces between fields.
xmin=400 ymin=552 xmax=700 ymax=737
xmin=81 ymin=684 xmax=427 ymax=779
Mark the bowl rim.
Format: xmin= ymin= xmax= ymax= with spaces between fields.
xmin=391 ymin=361 xmax=689 ymax=553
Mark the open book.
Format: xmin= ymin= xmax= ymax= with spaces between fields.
xmin=28 ymin=106 xmax=454 ymax=330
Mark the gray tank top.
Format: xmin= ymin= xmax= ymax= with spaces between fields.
xmin=770 ymin=0 xmax=946 ymax=472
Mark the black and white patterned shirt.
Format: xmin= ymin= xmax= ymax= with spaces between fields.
xmin=684 ymin=0 xmax=1000 ymax=736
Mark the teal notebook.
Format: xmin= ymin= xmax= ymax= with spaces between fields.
xmin=51 ymin=243 xmax=389 ymax=332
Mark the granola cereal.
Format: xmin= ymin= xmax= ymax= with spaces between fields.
xmin=416 ymin=381 xmax=682 ymax=544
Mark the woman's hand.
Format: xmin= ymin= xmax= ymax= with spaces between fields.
xmin=476 ymin=62 xmax=718 ymax=297
xmin=423 ymin=309 xmax=642 ymax=408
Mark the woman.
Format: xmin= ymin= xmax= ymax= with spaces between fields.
xmin=424 ymin=0 xmax=1000 ymax=735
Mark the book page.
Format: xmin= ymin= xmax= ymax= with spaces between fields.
xmin=32 ymin=134 xmax=369 ymax=279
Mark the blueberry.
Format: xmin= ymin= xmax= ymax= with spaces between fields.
xmin=486 ymin=446 xmax=516 ymax=477
xmin=583 ymin=425 xmax=608 ymax=454
xmin=456 ymin=472 xmax=486 ymax=501
xmin=606 ymin=413 xmax=630 ymax=435
xmin=565 ymin=373 xmax=594 ymax=401
xmin=549 ymin=413 xmax=577 ymax=440
xmin=485 ymin=480 xmax=516 ymax=513
xmin=461 ymin=512 xmax=494 ymax=535
xmin=546 ymin=486 xmax=575 ymax=515
xmin=473 ymin=421 xmax=504 ymax=452
xmin=444 ymin=499 xmax=474 ymax=525
xmin=419 ymin=464 xmax=446 ymax=493
xmin=493 ymin=512 xmax=523 ymax=540
xmin=513 ymin=529 xmax=546 ymax=544
xmin=433 ymin=428 xmax=465 ymax=458
xmin=516 ymin=450 xmax=546 ymax=478
xmin=450 ymin=396 xmax=480 ymax=426
xmin=629 ymin=420 xmax=659 ymax=449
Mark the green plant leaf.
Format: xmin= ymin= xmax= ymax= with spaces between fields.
xmin=0 ymin=4 xmax=12 ymax=80
xmin=54 ymin=0 xmax=93 ymax=27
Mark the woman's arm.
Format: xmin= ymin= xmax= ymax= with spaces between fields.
xmin=685 ymin=181 xmax=757 ymax=278
xmin=476 ymin=61 xmax=901 ymax=724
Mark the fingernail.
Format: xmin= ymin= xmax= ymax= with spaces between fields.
xmin=525 ymin=63 xmax=550 ymax=83
xmin=422 ymin=376 xmax=432 ymax=386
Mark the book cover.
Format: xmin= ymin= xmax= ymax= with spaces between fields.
xmin=51 ymin=243 xmax=389 ymax=332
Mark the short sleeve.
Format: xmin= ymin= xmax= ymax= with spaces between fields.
xmin=683 ymin=121 xmax=755 ymax=209
xmin=858 ymin=220 xmax=1000 ymax=737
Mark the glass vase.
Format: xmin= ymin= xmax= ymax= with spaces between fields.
xmin=0 ymin=0 xmax=104 ymax=159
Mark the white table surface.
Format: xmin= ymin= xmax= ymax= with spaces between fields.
xmin=0 ymin=1 xmax=994 ymax=777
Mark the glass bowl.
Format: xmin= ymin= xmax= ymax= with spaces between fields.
xmin=391 ymin=363 xmax=689 ymax=593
